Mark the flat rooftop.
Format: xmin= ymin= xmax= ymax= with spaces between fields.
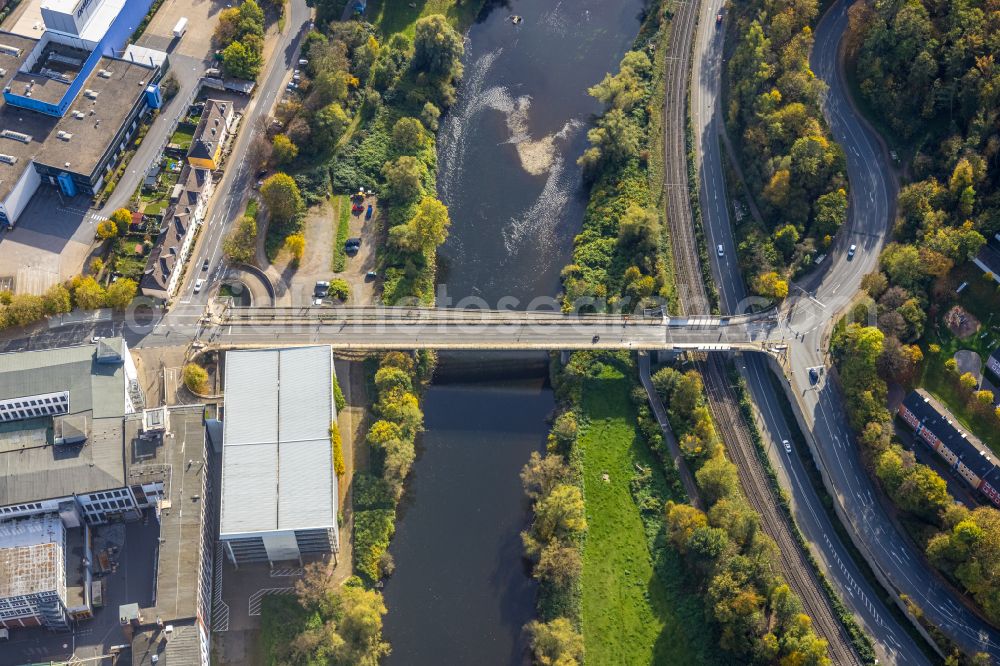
xmin=0 ymin=515 xmax=64 ymax=601
xmin=221 ymin=347 xmax=337 ymax=536
xmin=132 ymin=406 xmax=209 ymax=622
xmin=0 ymin=31 xmax=155 ymax=199
xmin=0 ymin=340 xmax=130 ymax=506
xmin=8 ymin=41 xmax=89 ymax=105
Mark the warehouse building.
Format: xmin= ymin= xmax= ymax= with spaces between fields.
xmin=0 ymin=0 xmax=166 ymax=226
xmin=0 ymin=515 xmax=76 ymax=630
xmin=220 ymin=346 xmax=339 ymax=566
xmin=898 ymin=389 xmax=1000 ymax=508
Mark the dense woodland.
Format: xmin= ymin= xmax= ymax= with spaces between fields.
xmin=726 ymin=0 xmax=847 ymax=298
xmin=825 ymin=0 xmax=1000 ymax=636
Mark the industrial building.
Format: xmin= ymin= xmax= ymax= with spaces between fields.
xmin=0 ymin=515 xmax=80 ymax=630
xmin=220 ymin=346 xmax=340 ymax=566
xmin=898 ymin=389 xmax=1000 ymax=508
xmin=0 ymin=0 xmax=167 ymax=226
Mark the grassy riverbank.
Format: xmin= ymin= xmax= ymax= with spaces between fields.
xmin=578 ymin=364 xmax=716 ymax=664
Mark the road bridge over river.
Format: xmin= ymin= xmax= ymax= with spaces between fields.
xmin=197 ymin=305 xmax=791 ymax=352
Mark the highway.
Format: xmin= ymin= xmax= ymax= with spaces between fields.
xmin=690 ymin=0 xmax=925 ymax=664
xmin=693 ymin=0 xmax=1000 ymax=660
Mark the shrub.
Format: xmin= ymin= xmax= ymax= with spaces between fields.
xmin=183 ymin=363 xmax=209 ymax=393
xmin=328 ymin=278 xmax=350 ymax=301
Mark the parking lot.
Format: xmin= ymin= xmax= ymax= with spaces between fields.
xmin=138 ymin=0 xmax=228 ymax=60
xmin=0 ymin=188 xmax=99 ymax=294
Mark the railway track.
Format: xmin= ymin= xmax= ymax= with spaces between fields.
xmin=662 ymin=0 xmax=705 ymax=313
xmin=701 ymin=356 xmax=860 ymax=665
xmin=659 ymin=0 xmax=860 ymax=661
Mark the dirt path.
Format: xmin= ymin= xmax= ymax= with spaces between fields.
xmin=331 ymin=357 xmax=370 ymax=584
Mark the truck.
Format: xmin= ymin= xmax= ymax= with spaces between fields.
xmin=173 ymin=17 xmax=188 ymax=39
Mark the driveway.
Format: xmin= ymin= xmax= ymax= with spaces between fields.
xmin=0 ymin=190 xmax=97 ymax=293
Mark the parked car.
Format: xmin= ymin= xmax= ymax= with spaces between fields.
xmin=365 ymin=204 xmax=373 ymax=220
xmin=91 ymin=336 xmax=102 ymax=343
xmin=205 ymin=67 xmax=221 ymax=77
xmin=352 ymin=202 xmax=364 ymax=214
xmin=345 ymin=238 xmax=361 ymax=254
xmin=194 ymin=278 xmax=205 ymax=293
xmin=365 ymin=271 xmax=377 ymax=281
xmin=314 ymin=281 xmax=330 ymax=298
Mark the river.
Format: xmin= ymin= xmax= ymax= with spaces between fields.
xmin=381 ymin=1 xmax=646 ymax=663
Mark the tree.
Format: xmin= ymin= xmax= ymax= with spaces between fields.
xmin=392 ymin=117 xmax=425 ymax=153
xmin=222 ymin=40 xmax=262 ymax=79
xmin=184 ymin=363 xmax=209 ymax=393
xmin=213 ymin=6 xmax=241 ymax=43
xmin=412 ymin=14 xmax=464 ymax=80
xmin=381 ymin=156 xmax=426 ymax=205
xmin=860 ymin=271 xmax=888 ymax=298
xmin=284 ymin=233 xmax=305 ymax=262
xmin=754 ymin=271 xmax=789 ymax=299
xmin=382 ymin=435 xmax=415 ymax=488
xmin=527 ymin=618 xmax=584 ymax=666
xmin=813 ymin=188 xmax=847 ymax=237
xmin=72 ymin=276 xmax=107 ymax=310
xmin=959 ymin=372 xmax=979 ymax=393
xmin=773 ymin=224 xmax=800 ymax=258
xmin=617 ymin=205 xmax=660 ymax=261
xmin=105 ymin=278 xmax=137 ymax=311
xmin=223 ymin=215 xmax=257 ymax=263
xmin=96 ymin=220 xmax=118 ymax=240
xmin=311 ymin=102 xmax=350 ymax=154
xmin=374 ymin=366 xmax=412 ymax=394
xmin=665 ymin=501 xmax=709 ymax=552
xmin=696 ymin=453 xmax=740 ymax=505
xmin=522 ymin=484 xmax=586 ymax=557
xmin=328 ymin=278 xmax=350 ymax=301
xmin=260 ymin=173 xmax=303 ymax=224
xmin=420 ymin=102 xmax=440 ymax=131
xmin=331 ymin=424 xmax=345 ymax=476
xmin=272 ymin=134 xmax=298 ymax=164
xmin=880 ymin=243 xmax=925 ymax=290
xmin=41 ymin=284 xmax=71 ymax=315
xmin=4 ymin=294 xmax=44 ymax=327
xmin=521 ymin=451 xmax=569 ymax=501
xmin=407 ymin=196 xmax=450 ymax=250
xmin=110 ymin=208 xmax=132 ymax=235
xmin=533 ymin=541 xmax=581 ymax=588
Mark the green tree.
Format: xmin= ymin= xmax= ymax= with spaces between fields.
xmin=223 ymin=215 xmax=257 ymax=263
xmin=522 ymin=484 xmax=586 ymax=557
xmin=381 ymin=156 xmax=426 ymax=205
xmin=311 ymin=102 xmax=350 ymax=154
xmin=696 ymin=453 xmax=740 ymax=505
xmin=374 ymin=366 xmax=412 ymax=394
xmin=222 ymin=40 xmax=262 ymax=79
xmin=41 ymin=284 xmax=71 ymax=315
xmin=527 ymin=617 xmax=584 ymax=666
xmin=813 ymin=188 xmax=848 ymax=237
xmin=412 ymin=14 xmax=464 ymax=80
xmin=272 ymin=134 xmax=298 ymax=164
xmin=260 ymin=173 xmax=303 ymax=224
xmin=520 ymin=451 xmax=569 ymax=502
xmin=328 ymin=278 xmax=350 ymax=301
xmin=183 ymin=363 xmax=209 ymax=393
xmin=533 ymin=541 xmax=581 ymax=589
xmin=5 ymin=294 xmax=44 ymax=327
xmin=105 ymin=278 xmax=137 ymax=311
xmin=773 ymin=224 xmax=800 ymax=258
xmin=110 ymin=208 xmax=132 ymax=235
xmin=391 ymin=117 xmax=425 ymax=153
xmin=284 ymin=233 xmax=305 ymax=262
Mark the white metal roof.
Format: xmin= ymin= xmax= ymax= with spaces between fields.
xmin=220 ymin=347 xmax=337 ymax=536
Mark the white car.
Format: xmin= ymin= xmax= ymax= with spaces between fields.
xmin=847 ymin=244 xmax=857 ymax=259
xmin=782 ymin=439 xmax=791 ymax=453
xmin=717 ymin=244 xmax=724 ymax=257
xmin=194 ymin=278 xmax=205 ymax=293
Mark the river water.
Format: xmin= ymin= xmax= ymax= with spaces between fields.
xmin=382 ymin=1 xmax=646 ymax=663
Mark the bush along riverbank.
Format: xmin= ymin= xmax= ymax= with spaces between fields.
xmin=563 ymin=2 xmax=676 ymax=315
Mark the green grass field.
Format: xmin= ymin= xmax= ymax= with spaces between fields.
xmin=578 ymin=368 xmax=717 ymax=665
xmin=365 ymin=0 xmax=485 ymax=37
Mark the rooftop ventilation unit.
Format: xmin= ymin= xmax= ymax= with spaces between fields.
xmin=0 ymin=44 xmax=22 ymax=58
xmin=1 ymin=129 xmax=31 ymax=143
xmin=98 ymin=69 xmax=112 ymax=78
xmin=0 ymin=154 xmax=17 ymax=165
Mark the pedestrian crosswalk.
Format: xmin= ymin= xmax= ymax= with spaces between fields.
xmin=87 ymin=212 xmax=109 ymax=225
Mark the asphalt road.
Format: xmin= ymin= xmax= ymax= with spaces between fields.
xmin=172 ymin=0 xmax=313 ymax=307
xmin=693 ymin=0 xmax=999 ymax=660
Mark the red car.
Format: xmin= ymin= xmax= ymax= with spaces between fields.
xmin=716 ymin=13 xmax=723 ymax=25
xmin=352 ymin=202 xmax=364 ymax=214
